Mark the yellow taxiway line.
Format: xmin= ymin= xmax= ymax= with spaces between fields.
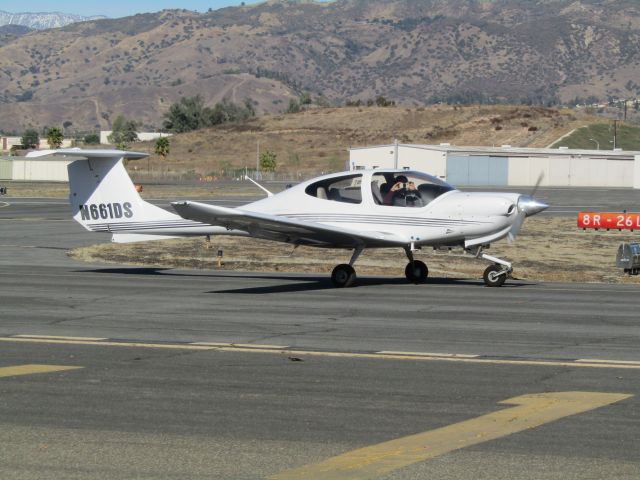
xmin=0 ymin=364 xmax=82 ymax=378
xmin=192 ymin=342 xmax=289 ymax=349
xmin=13 ymin=334 xmax=108 ymax=341
xmin=270 ymin=391 xmax=632 ymax=480
xmin=2 ymin=335 xmax=640 ymax=369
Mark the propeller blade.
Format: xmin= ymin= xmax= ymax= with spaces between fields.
xmin=509 ymin=173 xmax=547 ymax=244
xmin=507 ymin=211 xmax=526 ymax=243
xmin=531 ymin=172 xmax=544 ymax=198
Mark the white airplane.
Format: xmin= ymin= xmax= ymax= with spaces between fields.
xmin=49 ymin=148 xmax=548 ymax=287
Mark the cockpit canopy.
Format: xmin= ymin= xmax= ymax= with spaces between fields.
xmin=371 ymin=171 xmax=454 ymax=207
xmin=305 ymin=173 xmax=363 ymax=204
xmin=304 ymin=170 xmax=454 ymax=208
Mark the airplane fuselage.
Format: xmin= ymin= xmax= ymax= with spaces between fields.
xmin=243 ymin=170 xmax=521 ymax=249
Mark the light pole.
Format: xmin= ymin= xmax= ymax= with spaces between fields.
xmin=589 ymin=138 xmax=599 ymax=150
xmin=256 ymin=139 xmax=260 ymax=180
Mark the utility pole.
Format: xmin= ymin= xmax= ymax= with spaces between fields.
xmin=613 ymin=120 xmax=618 ymax=149
xmin=393 ymin=138 xmax=399 ymax=169
xmin=256 ymin=139 xmax=260 ymax=179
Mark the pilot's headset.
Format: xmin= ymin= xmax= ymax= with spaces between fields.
xmin=395 ymin=175 xmax=408 ymax=186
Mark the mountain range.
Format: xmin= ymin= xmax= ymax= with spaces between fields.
xmin=0 ymin=0 xmax=639 ymax=133
xmin=0 ymin=10 xmax=104 ymax=30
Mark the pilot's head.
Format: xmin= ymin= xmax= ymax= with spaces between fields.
xmin=395 ymin=175 xmax=408 ymax=184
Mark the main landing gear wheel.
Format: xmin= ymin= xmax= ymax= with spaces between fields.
xmin=483 ymin=264 xmax=507 ymax=287
xmin=331 ymin=264 xmax=356 ymax=288
xmin=405 ymin=260 xmax=429 ymax=283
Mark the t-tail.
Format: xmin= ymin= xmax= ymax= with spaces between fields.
xmin=38 ymin=148 xmax=214 ymax=242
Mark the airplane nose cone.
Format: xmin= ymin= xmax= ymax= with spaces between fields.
xmin=518 ymin=195 xmax=549 ymax=217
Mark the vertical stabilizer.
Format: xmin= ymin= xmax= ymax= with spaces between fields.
xmin=58 ymin=149 xmax=180 ymax=233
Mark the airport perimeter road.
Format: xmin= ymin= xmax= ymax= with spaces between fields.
xmin=1 ymin=196 xmax=640 ymax=479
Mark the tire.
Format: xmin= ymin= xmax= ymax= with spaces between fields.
xmin=331 ymin=264 xmax=356 ymax=288
xmin=405 ymin=260 xmax=429 ymax=283
xmin=483 ymin=265 xmax=507 ymax=287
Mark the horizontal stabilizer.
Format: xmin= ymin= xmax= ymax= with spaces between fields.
xmin=29 ymin=148 xmax=148 ymax=161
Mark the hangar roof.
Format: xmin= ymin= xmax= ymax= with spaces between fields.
xmin=349 ymin=143 xmax=640 ymax=160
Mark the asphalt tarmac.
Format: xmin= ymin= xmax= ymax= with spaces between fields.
xmin=0 ymin=191 xmax=639 ymax=479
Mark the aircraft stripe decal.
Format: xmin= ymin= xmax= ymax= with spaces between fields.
xmin=85 ymin=214 xmax=486 ymax=232
xmin=287 ymin=214 xmax=479 ymax=221
xmin=90 ymin=220 xmax=206 ymax=228
xmin=86 ymin=215 xmax=484 ymax=226
xmin=289 ymin=218 xmax=481 ymax=225
xmin=86 ymin=220 xmax=207 ymax=232
xmin=286 ymin=214 xmax=486 ymax=226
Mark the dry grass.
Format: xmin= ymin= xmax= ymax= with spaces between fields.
xmin=6 ymin=105 xmax=598 ymax=193
xmin=128 ymin=105 xmax=596 ymax=178
xmin=69 ymin=217 xmax=640 ymax=285
xmin=1 ymin=182 xmax=70 ymax=198
xmin=0 ymin=180 xmax=283 ymax=200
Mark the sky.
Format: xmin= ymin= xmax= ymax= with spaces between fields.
xmin=1 ymin=1 xmax=267 ymax=18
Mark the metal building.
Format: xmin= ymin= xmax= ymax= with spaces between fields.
xmin=0 ymin=153 xmax=74 ymax=181
xmin=0 ymin=156 xmax=12 ymax=180
xmin=349 ymin=142 xmax=640 ymax=189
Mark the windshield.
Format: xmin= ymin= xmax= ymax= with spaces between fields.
xmin=371 ymin=171 xmax=454 ymax=207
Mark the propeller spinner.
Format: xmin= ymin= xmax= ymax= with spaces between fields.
xmin=507 ymin=174 xmax=549 ymax=243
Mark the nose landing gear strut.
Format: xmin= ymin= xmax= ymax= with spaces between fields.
xmin=467 ymin=246 xmax=512 ymax=287
xmin=404 ymin=243 xmax=428 ymax=284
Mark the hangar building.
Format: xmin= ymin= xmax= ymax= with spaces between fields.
xmin=349 ymin=143 xmax=640 ymax=189
xmin=0 ymin=153 xmax=74 ymax=181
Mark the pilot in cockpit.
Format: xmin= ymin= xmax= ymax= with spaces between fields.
xmin=383 ymin=175 xmax=423 ymax=207
xmin=383 ymin=175 xmax=407 ymax=204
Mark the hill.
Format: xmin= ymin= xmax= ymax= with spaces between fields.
xmin=0 ymin=0 xmax=639 ymax=132
xmin=550 ymin=122 xmax=640 ymax=150
xmin=125 ymin=104 xmax=597 ymax=180
xmin=0 ymin=24 xmax=32 ymax=46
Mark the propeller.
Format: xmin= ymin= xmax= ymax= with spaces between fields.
xmin=507 ymin=209 xmax=526 ymax=243
xmin=507 ymin=172 xmax=547 ymax=243
xmin=530 ymin=171 xmax=544 ymax=198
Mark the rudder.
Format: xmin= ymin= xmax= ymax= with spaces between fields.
xmin=61 ymin=149 xmax=179 ymax=232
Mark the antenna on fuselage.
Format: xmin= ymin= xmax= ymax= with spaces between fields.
xmin=245 ymin=175 xmax=274 ymax=197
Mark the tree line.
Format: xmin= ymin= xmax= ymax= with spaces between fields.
xmin=14 ymin=116 xmax=170 ymax=159
xmin=163 ymin=95 xmax=256 ymax=133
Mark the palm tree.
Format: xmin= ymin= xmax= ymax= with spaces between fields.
xmin=46 ymin=127 xmax=64 ymax=149
xmin=155 ymin=136 xmax=170 ymax=158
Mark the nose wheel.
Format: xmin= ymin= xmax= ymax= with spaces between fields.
xmin=483 ymin=264 xmax=508 ymax=287
xmin=405 ymin=260 xmax=429 ymax=283
xmin=331 ymin=264 xmax=356 ymax=288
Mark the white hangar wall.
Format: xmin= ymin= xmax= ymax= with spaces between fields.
xmin=11 ymin=158 xmax=72 ymax=181
xmin=507 ymin=156 xmax=548 ymax=186
xmin=506 ymin=156 xmax=632 ymax=187
xmin=349 ymin=143 xmax=640 ymax=189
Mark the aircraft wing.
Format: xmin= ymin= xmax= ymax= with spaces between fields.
xmin=172 ymin=201 xmax=407 ymax=248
